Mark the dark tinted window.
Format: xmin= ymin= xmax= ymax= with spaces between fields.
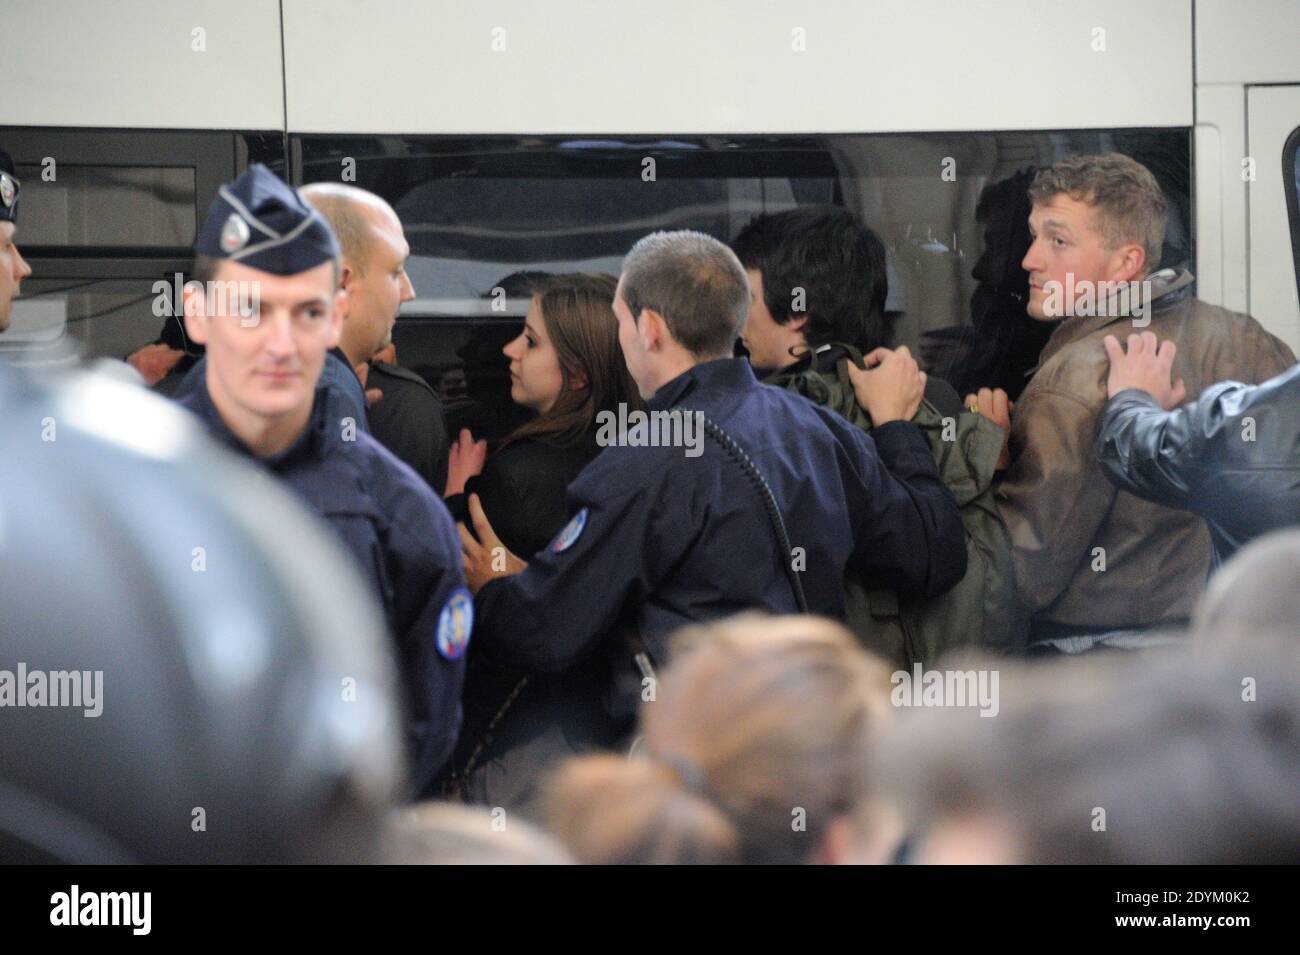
xmin=294 ymin=131 xmax=1189 ymax=425
xmin=0 ymin=130 xmax=284 ymax=368
xmin=15 ymin=164 xmax=196 ymax=250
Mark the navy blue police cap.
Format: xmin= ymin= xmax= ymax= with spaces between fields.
xmin=196 ymin=164 xmax=338 ymax=275
xmin=0 ymin=148 xmax=20 ymax=224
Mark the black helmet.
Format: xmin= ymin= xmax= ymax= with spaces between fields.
xmin=0 ymin=362 xmax=404 ymax=862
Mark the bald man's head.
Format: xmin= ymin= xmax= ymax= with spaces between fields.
xmin=299 ymin=183 xmax=400 ymax=277
xmin=299 ymin=183 xmax=414 ymax=365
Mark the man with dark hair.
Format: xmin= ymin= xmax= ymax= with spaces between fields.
xmin=967 ymin=152 xmax=1295 ymax=651
xmin=730 ymin=205 xmax=893 ymax=373
xmin=731 ymin=206 xmax=1022 ymax=663
xmin=458 ymin=230 xmax=966 ymax=780
xmin=0 ymin=148 xmax=33 ymax=333
xmin=176 ymin=165 xmax=470 ymax=796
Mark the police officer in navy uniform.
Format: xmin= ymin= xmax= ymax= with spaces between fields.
xmin=461 ymin=231 xmax=966 ymax=789
xmin=176 ymin=164 xmax=469 ymax=796
xmin=169 ymin=182 xmax=372 ymax=429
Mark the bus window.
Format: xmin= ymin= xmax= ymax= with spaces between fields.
xmin=293 ymin=129 xmax=1188 ymax=425
xmin=0 ymin=129 xmax=285 ymax=369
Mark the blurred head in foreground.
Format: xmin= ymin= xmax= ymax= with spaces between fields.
xmin=0 ymin=363 xmax=403 ymax=862
xmin=878 ymin=654 xmax=1300 ymax=864
xmin=384 ymin=802 xmax=573 ymax=865
xmin=544 ymin=614 xmax=899 ymax=864
xmin=1192 ymin=528 xmax=1300 ymax=659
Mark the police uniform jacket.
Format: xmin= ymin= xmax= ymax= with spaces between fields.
xmin=179 ymin=379 xmax=468 ymax=796
xmin=474 ymin=357 xmax=966 ymax=728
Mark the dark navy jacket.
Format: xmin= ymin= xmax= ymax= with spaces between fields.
xmin=177 ymin=379 xmax=467 ymax=796
xmin=474 ymin=358 xmax=966 ymax=727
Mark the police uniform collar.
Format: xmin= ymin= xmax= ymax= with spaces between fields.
xmin=329 ymin=345 xmax=362 ymax=385
xmin=190 ymin=377 xmax=331 ymax=466
xmin=261 ymin=388 xmax=334 ymax=468
xmin=648 ymin=357 xmax=757 ymax=411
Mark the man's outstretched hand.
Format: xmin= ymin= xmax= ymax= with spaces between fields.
xmin=445 ymin=428 xmax=488 ymax=498
xmin=1103 ymin=332 xmax=1187 ymax=410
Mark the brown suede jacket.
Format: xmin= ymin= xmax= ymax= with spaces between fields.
xmin=995 ymin=269 xmax=1296 ymax=637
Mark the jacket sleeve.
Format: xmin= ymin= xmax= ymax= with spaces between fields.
xmin=373 ymin=372 xmax=448 ymax=494
xmin=385 ymin=488 xmax=469 ymax=797
xmin=836 ymin=417 xmax=968 ymax=597
xmin=321 ymin=354 xmax=371 ymax=435
xmin=1095 ymin=388 xmax=1212 ymax=508
xmin=995 ymin=386 xmax=1118 ymax=613
xmin=1096 ymin=379 xmax=1285 ymax=523
xmin=473 ymin=453 xmax=672 ymax=675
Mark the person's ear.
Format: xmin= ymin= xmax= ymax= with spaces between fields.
xmin=641 ymin=307 xmax=666 ymax=352
xmin=326 ymin=288 xmax=346 ymax=348
xmin=182 ymin=282 xmax=209 ymax=346
xmin=788 ymin=313 xmax=810 ymax=335
xmin=338 ymin=264 xmax=353 ymax=291
xmin=1110 ymin=242 xmax=1147 ymax=283
xmin=568 ymin=369 xmax=589 ymax=391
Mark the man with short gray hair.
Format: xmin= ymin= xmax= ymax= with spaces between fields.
xmin=455 ymin=230 xmax=966 ymax=789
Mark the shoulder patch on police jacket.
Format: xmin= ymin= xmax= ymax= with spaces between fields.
xmin=436 ymin=587 xmax=473 ymax=660
xmin=552 ymin=507 xmax=589 ymax=553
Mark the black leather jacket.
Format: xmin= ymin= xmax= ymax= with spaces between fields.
xmin=1096 ymin=362 xmax=1300 ymax=570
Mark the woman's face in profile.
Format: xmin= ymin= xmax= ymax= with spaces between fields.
xmin=503 ymin=297 xmax=566 ymax=413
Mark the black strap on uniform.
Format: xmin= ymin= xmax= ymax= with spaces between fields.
xmin=621 ymin=409 xmax=808 ymax=759
xmin=674 ymin=408 xmax=809 ymax=614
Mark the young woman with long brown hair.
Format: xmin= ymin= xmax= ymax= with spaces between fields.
xmin=440 ymin=272 xmax=645 ymax=810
